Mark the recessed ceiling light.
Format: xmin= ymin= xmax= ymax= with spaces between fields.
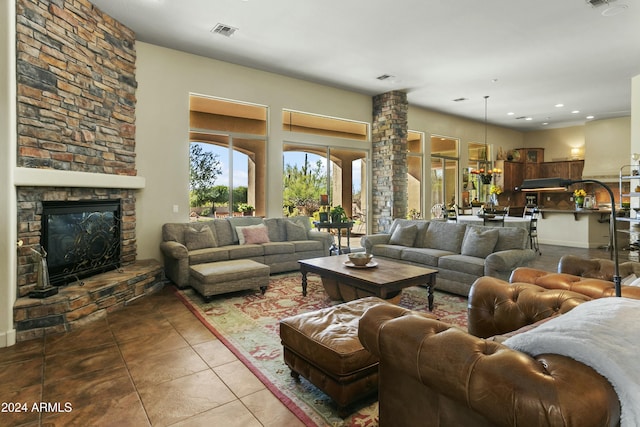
xmin=542 ymin=122 xmax=549 ymax=126
xmin=586 ymin=115 xmax=595 ymax=119
xmin=507 ymin=112 xmax=515 ymax=116
xmin=555 ymin=103 xmax=564 ymax=108
xmin=572 ymin=110 xmax=580 ymax=114
xmin=525 ymin=117 xmax=533 ymax=121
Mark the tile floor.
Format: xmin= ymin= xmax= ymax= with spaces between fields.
xmin=0 ymin=285 xmax=304 ymax=427
xmin=0 ymin=244 xmax=624 ymax=426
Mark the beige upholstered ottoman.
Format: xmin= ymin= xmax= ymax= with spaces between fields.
xmin=189 ymin=259 xmax=269 ymax=301
xmin=279 ymin=297 xmax=388 ymax=417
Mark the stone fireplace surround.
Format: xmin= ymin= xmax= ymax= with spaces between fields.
xmin=14 ymin=182 xmax=164 ymax=342
xmin=17 ymin=186 xmax=136 ymax=298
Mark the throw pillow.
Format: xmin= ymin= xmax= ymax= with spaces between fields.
xmin=285 ymin=220 xmax=308 ymax=241
xmin=461 ymin=228 xmax=499 ymax=258
xmin=263 ymin=218 xmax=285 ymax=242
xmin=184 ymin=227 xmax=217 ymax=251
xmin=622 ymin=274 xmax=638 ymax=286
xmin=236 ymin=224 xmax=265 ymax=245
xmin=227 ymin=217 xmax=264 ymax=242
xmin=242 ymin=224 xmax=270 ymax=244
xmin=422 ymin=221 xmax=467 ymax=253
xmin=389 ymin=224 xmax=417 ymax=247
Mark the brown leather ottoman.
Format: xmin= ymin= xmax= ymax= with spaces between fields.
xmin=279 ymin=297 xmax=390 ymax=416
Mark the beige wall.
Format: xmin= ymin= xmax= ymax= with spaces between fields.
xmin=524 ymin=126 xmax=585 ymax=161
xmin=523 ymin=117 xmax=630 ymax=179
xmin=632 ymin=75 xmax=640 ymax=155
xmin=582 ymin=117 xmax=631 ymax=178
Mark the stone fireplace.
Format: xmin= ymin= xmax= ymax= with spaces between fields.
xmin=16 ymin=187 xmax=136 ymax=297
xmin=14 ymin=185 xmax=164 ymax=342
xmin=12 ymin=0 xmax=164 ymax=341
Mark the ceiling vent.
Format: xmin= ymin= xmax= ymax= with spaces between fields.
xmin=452 ymin=97 xmax=468 ymax=102
xmin=376 ymin=74 xmax=394 ymax=81
xmin=211 ymin=23 xmax=238 ymax=37
xmin=586 ymin=0 xmax=615 ymax=7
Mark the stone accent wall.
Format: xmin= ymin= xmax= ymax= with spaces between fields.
xmin=16 ymin=187 xmax=137 ymax=298
xmin=12 ymin=0 xmax=154 ymax=341
xmin=16 ymin=0 xmax=137 ymax=174
xmin=372 ymin=91 xmax=409 ymax=232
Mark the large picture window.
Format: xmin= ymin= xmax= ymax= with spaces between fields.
xmin=282 ymin=109 xmax=370 ymax=236
xmin=189 ymin=95 xmax=267 ymax=218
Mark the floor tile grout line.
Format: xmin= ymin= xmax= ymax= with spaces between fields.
xmin=109 ymin=308 xmax=154 ymax=427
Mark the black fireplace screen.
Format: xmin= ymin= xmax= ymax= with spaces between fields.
xmin=42 ymin=200 xmax=122 ymax=286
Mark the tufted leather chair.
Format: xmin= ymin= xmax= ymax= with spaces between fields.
xmin=357 ymin=269 xmax=638 ymax=426
xmin=359 ymin=301 xmax=620 ymax=427
xmin=467 ymin=276 xmax=591 ymax=338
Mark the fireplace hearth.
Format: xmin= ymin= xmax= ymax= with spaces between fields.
xmin=42 ymin=200 xmax=122 ymax=286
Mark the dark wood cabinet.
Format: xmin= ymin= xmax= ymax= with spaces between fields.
xmin=502 ymin=161 xmax=524 ymax=191
xmin=569 ymin=160 xmax=584 ymax=180
xmin=496 ymin=160 xmax=524 ymax=191
xmin=539 ymin=160 xmax=583 ymax=180
xmin=539 ymin=161 xmax=570 ymax=178
xmin=525 ymin=162 xmax=540 ymax=180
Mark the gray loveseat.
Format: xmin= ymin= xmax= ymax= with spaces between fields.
xmin=360 ymin=219 xmax=536 ymax=296
xmin=161 ymin=216 xmax=333 ymax=288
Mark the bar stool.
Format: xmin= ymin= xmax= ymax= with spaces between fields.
xmin=527 ymin=208 xmax=541 ymax=255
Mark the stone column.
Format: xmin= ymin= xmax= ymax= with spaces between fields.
xmin=372 ymin=91 xmax=408 ymax=232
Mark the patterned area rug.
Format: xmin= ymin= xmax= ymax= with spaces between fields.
xmin=175 ymin=272 xmax=468 ymax=427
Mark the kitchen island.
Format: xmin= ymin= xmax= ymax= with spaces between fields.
xmin=537 ymin=208 xmax=612 ymax=248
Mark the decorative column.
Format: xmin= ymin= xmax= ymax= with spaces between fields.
xmin=372 ymin=91 xmax=408 ymax=232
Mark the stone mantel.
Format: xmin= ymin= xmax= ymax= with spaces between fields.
xmin=14 ymin=167 xmax=146 ymax=190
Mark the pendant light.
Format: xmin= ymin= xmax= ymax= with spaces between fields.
xmin=471 ymin=96 xmax=501 ymax=185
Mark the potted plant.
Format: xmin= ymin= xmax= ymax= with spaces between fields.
xmin=574 ymin=189 xmax=587 ymax=209
xmin=489 ymin=184 xmax=502 ymax=206
xmin=330 ymin=205 xmax=347 ymax=223
xmin=237 ymin=203 xmax=254 ymax=216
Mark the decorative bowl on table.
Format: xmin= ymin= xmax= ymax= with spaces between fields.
xmin=347 ymin=252 xmax=373 ymax=267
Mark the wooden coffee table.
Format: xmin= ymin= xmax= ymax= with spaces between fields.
xmin=299 ymin=255 xmax=438 ymax=310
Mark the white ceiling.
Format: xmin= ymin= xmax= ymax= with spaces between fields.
xmin=90 ymin=0 xmax=640 ymax=131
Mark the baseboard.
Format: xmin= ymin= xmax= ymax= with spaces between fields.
xmin=0 ymin=328 xmax=16 ymax=348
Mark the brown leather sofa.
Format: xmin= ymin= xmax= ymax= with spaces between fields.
xmin=359 ymin=270 xmax=632 ymax=427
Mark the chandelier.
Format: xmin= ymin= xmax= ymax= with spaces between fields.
xmin=470 ymin=95 xmax=501 ymax=185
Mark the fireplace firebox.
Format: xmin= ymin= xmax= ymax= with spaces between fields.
xmin=42 ymin=200 xmax=122 ymax=286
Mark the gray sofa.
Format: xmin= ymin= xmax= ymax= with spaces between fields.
xmin=360 ymin=219 xmax=536 ymax=296
xmin=161 ymin=216 xmax=333 ymax=288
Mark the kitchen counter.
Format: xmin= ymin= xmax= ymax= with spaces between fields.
xmin=536 ymin=208 xmax=612 ymax=248
xmin=539 ymin=208 xmax=611 ymax=221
